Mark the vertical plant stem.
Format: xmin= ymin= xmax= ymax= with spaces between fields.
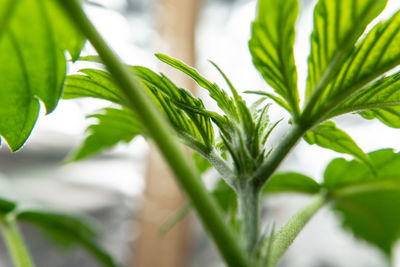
xmin=55 ymin=1 xmax=249 ymax=266
xmin=252 ymin=123 xmax=307 ymax=189
xmin=237 ymin=184 xmax=261 ymax=256
xmin=1 ymin=216 xmax=34 ymax=267
xmin=267 ymin=195 xmax=325 ymax=267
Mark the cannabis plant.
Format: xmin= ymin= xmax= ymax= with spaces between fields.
xmin=1 ymin=0 xmax=400 ymax=266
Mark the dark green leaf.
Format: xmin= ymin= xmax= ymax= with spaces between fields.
xmin=306 ymin=0 xmax=387 ymax=98
xmin=17 ymin=210 xmax=118 ymax=267
xmin=0 ymin=0 xmax=84 ymax=151
xmin=249 ymin=0 xmax=299 ymax=116
xmin=324 ymin=149 xmax=400 ymax=256
xmin=212 ymin=179 xmax=237 ymax=215
xmin=70 ymin=107 xmax=142 ymax=161
xmin=304 ymin=121 xmax=371 ymax=168
xmin=0 ymin=198 xmax=16 ymax=215
xmin=263 ymin=172 xmax=320 ymax=195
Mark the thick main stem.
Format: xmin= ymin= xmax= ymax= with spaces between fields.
xmin=237 ymin=184 xmax=261 ymax=256
xmin=1 ymin=217 xmax=35 ymax=267
xmin=56 ymin=1 xmax=249 ymax=266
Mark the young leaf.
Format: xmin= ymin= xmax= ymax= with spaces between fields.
xmin=70 ymin=107 xmax=142 ymax=161
xmin=324 ymin=149 xmax=400 ymax=256
xmin=327 ymin=72 xmax=400 ymax=128
xmin=306 ymin=0 xmax=387 ymax=98
xmin=249 ymin=0 xmax=300 ymax=117
xmin=65 ymin=66 xmax=215 ymax=154
xmin=17 ymin=210 xmax=119 ymax=267
xmin=262 ymin=172 xmax=320 ymax=195
xmin=304 ymin=121 xmax=371 ymax=168
xmin=0 ymin=0 xmax=84 ymax=151
xmin=63 ymin=69 xmax=124 ymax=104
xmin=155 ymin=53 xmax=238 ymax=119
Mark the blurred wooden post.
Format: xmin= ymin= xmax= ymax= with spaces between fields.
xmin=133 ymin=0 xmax=201 ymax=267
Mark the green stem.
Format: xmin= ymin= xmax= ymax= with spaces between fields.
xmin=1 ymin=216 xmax=35 ymax=267
xmin=266 ymin=195 xmax=326 ymax=267
xmin=56 ymin=1 xmax=249 ymax=266
xmin=252 ymin=123 xmax=307 ymax=189
xmin=237 ymin=184 xmax=260 ymax=256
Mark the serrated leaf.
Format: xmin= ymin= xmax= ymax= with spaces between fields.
xmin=307 ymin=7 xmax=400 ymax=123
xmin=263 ymin=172 xmax=320 ymax=195
xmin=306 ymin=0 xmax=387 ymax=98
xmin=327 ymin=72 xmax=400 ymax=128
xmin=249 ymin=0 xmax=300 ymax=116
xmin=133 ymin=66 xmax=215 ymax=152
xmin=17 ymin=210 xmax=118 ymax=267
xmin=244 ymin=91 xmax=291 ymax=112
xmin=71 ymin=107 xmax=141 ymax=161
xmin=0 ymin=0 xmax=84 ymax=151
xmin=155 ymin=53 xmax=238 ymax=119
xmin=304 ymin=121 xmax=371 ymax=168
xmin=66 ymin=66 xmax=215 ymax=155
xmin=324 ymin=149 xmax=400 ymax=256
xmin=63 ymin=69 xmax=124 ymax=104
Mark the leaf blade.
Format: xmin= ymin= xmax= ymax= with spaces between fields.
xmin=304 ymin=121 xmax=371 ymax=168
xmin=249 ymin=0 xmax=299 ymax=116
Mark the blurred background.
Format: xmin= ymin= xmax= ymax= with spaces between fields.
xmin=1 ymin=0 xmax=400 ymax=266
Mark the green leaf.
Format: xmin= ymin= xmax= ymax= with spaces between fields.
xmin=193 ymin=152 xmax=212 ymax=174
xmin=66 ymin=66 xmax=215 ymax=155
xmin=307 ymin=7 xmax=400 ymax=123
xmin=304 ymin=121 xmax=371 ymax=168
xmin=324 ymin=149 xmax=400 ymax=256
xmin=249 ymin=0 xmax=300 ymax=116
xmin=306 ymin=0 xmax=387 ymax=99
xmin=0 ymin=0 xmax=84 ymax=151
xmin=263 ymin=172 xmax=320 ymax=195
xmin=17 ymin=210 xmax=119 ymax=267
xmin=155 ymin=53 xmax=238 ymax=119
xmin=244 ymin=91 xmax=291 ymax=112
xmin=133 ymin=65 xmax=215 ymax=152
xmin=0 ymin=198 xmax=16 ymax=215
xmin=70 ymin=107 xmax=142 ymax=161
xmin=63 ymin=69 xmax=124 ymax=104
xmin=328 ymin=72 xmax=400 ymax=128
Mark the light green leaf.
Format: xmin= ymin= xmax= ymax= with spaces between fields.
xmin=249 ymin=0 xmax=299 ymax=116
xmin=0 ymin=0 xmax=84 ymax=151
xmin=63 ymin=69 xmax=124 ymax=104
xmin=155 ymin=53 xmax=238 ymax=119
xmin=307 ymin=8 xmax=400 ymax=123
xmin=324 ymin=149 xmax=400 ymax=256
xmin=306 ymin=0 xmax=387 ymax=98
xmin=263 ymin=172 xmax=320 ymax=195
xmin=327 ymin=72 xmax=400 ymax=128
xmin=133 ymin=66 xmax=215 ymax=152
xmin=244 ymin=91 xmax=291 ymax=112
xmin=17 ymin=210 xmax=119 ymax=267
xmin=304 ymin=121 xmax=371 ymax=168
xmin=66 ymin=66 xmax=215 ymax=154
xmin=70 ymin=107 xmax=142 ymax=161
